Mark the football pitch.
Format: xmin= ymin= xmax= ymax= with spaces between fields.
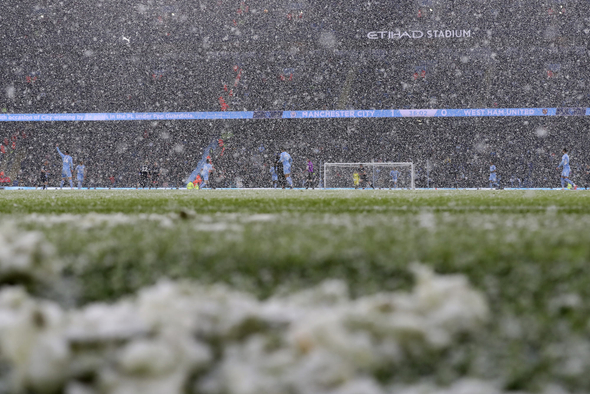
xmin=2 ymin=189 xmax=590 ymax=393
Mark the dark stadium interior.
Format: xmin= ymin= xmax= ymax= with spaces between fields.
xmin=1 ymin=0 xmax=590 ymax=187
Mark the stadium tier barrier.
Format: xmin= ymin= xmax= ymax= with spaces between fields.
xmin=0 ymin=107 xmax=588 ymax=122
xmin=0 ymin=187 xmax=582 ymax=191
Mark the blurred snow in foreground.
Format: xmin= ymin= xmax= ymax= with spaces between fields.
xmin=0 ymin=225 xmax=572 ymax=394
xmin=0 ymin=228 xmax=57 ymax=288
xmin=0 ymin=231 xmax=498 ymax=394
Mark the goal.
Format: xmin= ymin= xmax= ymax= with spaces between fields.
xmin=323 ymin=162 xmax=415 ymax=189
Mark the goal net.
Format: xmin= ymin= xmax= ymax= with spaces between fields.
xmin=323 ymin=162 xmax=415 ymax=189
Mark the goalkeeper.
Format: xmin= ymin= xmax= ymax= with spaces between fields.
xmin=305 ymin=158 xmax=315 ymax=189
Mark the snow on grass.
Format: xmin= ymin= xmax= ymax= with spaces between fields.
xmin=2 ymin=189 xmax=590 ymax=215
xmin=0 ymin=226 xmax=58 ymax=289
xmin=0 ymin=267 xmax=489 ymax=394
xmin=1 ymin=190 xmax=590 ymax=392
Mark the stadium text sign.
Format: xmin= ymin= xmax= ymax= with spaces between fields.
xmin=299 ymin=110 xmax=375 ymax=118
xmin=367 ymin=30 xmax=471 ymax=40
xmin=2 ymin=107 xmax=589 ymax=122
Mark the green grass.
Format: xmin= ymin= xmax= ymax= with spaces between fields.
xmin=2 ymin=188 xmax=590 ymax=214
xmin=3 ymin=189 xmax=590 ymax=391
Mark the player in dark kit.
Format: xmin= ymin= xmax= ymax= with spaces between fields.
xmin=139 ymin=160 xmax=150 ymax=189
xmin=38 ymin=160 xmax=50 ymax=190
xmin=357 ymin=164 xmax=375 ymax=189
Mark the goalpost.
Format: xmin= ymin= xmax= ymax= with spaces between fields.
xmin=323 ymin=162 xmax=415 ymax=189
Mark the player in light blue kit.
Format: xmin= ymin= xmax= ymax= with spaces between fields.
xmin=390 ymin=167 xmax=399 ymax=189
xmin=270 ymin=165 xmax=278 ymax=188
xmin=56 ymin=145 xmax=74 ymax=189
xmin=75 ymin=160 xmax=86 ymax=189
xmin=557 ymin=148 xmax=576 ymax=189
xmin=489 ymin=161 xmax=499 ymax=189
xmin=279 ymin=148 xmax=293 ymax=189
xmin=200 ymin=157 xmax=214 ymax=188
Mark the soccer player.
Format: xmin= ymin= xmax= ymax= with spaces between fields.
xmin=56 ymin=145 xmax=74 ymax=189
xmin=489 ymin=161 xmax=499 ymax=189
xmin=270 ymin=164 xmax=278 ymax=188
xmin=305 ymin=158 xmax=315 ymax=189
xmin=75 ymin=160 xmax=86 ymax=189
xmin=357 ymin=164 xmax=374 ymax=189
xmin=38 ymin=160 xmax=49 ymax=190
xmin=279 ymin=148 xmax=293 ymax=189
xmin=139 ymin=160 xmax=150 ymax=188
xmin=557 ymin=148 xmax=576 ymax=189
xmin=353 ymin=171 xmax=360 ymax=189
xmin=275 ymin=153 xmax=285 ymax=188
xmin=390 ymin=167 xmax=399 ymax=189
xmin=201 ymin=157 xmax=214 ymax=188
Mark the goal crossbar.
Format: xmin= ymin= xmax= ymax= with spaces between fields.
xmin=323 ymin=162 xmax=415 ymax=189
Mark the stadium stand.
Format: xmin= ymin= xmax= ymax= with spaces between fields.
xmin=1 ymin=0 xmax=590 ymax=187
